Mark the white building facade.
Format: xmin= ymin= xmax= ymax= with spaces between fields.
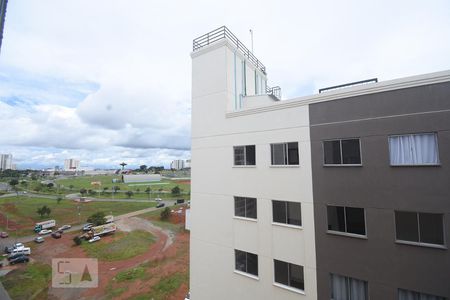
xmin=0 ymin=154 xmax=13 ymax=170
xmin=190 ymin=27 xmax=317 ymax=300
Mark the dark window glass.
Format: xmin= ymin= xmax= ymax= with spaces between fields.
xmin=271 ymin=144 xmax=286 ymax=165
xmin=246 ymin=252 xmax=258 ymax=276
xmin=346 ymin=207 xmax=366 ymax=235
xmin=234 ymin=197 xmax=257 ymax=219
xmin=287 ymin=202 xmax=302 ymax=226
xmin=234 ymin=197 xmax=246 ymax=217
xmin=327 ymin=206 xmax=346 ymax=232
xmin=398 ymin=289 xmax=446 ymax=300
xmin=274 ymin=260 xmax=289 ymax=286
xmin=331 ymin=273 xmax=368 ymax=300
xmin=274 ymin=260 xmax=304 ymax=291
xmin=324 ymin=140 xmax=341 ymax=164
xmin=419 ymin=213 xmax=444 ymax=245
xmin=273 ymin=201 xmax=286 ymax=223
xmin=246 ymin=198 xmax=257 ymax=219
xmin=287 ymin=142 xmax=299 ymax=165
xmin=235 ymin=250 xmax=246 ymax=273
xmin=395 ymin=211 xmax=419 ymax=242
xmin=245 ymin=145 xmax=256 ymax=165
xmin=342 ymin=139 xmax=361 ymax=164
xmin=289 ymin=264 xmax=304 ymax=290
xmin=234 ymin=146 xmax=245 ymax=165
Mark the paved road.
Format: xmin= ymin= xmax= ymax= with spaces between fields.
xmin=0 ymin=282 xmax=11 ymax=300
xmin=0 ymin=204 xmax=167 ymax=247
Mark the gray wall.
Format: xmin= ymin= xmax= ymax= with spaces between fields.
xmin=309 ymin=82 xmax=450 ymax=299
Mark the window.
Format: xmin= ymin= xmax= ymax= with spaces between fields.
xmin=395 ymin=211 xmax=444 ymax=246
xmin=327 ymin=206 xmax=366 ymax=236
xmin=235 ymin=249 xmax=258 ymax=277
xmin=398 ymin=288 xmax=446 ymax=300
xmin=234 ymin=197 xmax=257 ymax=219
xmin=323 ymin=138 xmax=361 ymax=165
xmin=274 ymin=260 xmax=304 ymax=291
xmin=234 ymin=145 xmax=256 ymax=166
xmin=389 ymin=133 xmax=439 ymax=166
xmin=271 ymin=142 xmax=299 ymax=165
xmin=330 ymin=273 xmax=368 ymax=300
xmin=272 ymin=200 xmax=301 ymax=226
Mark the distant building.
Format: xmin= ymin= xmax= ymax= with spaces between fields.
xmin=170 ymin=159 xmax=190 ymax=170
xmin=64 ymin=159 xmax=80 ymax=171
xmin=0 ymin=154 xmax=12 ymax=170
xmin=170 ymin=159 xmax=185 ymax=170
xmin=122 ymin=174 xmax=161 ymax=184
xmin=0 ymin=0 xmax=7 ymax=53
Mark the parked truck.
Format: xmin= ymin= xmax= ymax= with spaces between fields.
xmin=82 ymin=223 xmax=116 ymax=240
xmin=34 ymin=220 xmax=56 ymax=232
xmin=105 ymin=215 xmax=114 ymax=223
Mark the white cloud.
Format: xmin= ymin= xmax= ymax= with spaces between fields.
xmin=0 ymin=0 xmax=449 ymax=168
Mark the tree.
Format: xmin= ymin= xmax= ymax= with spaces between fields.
xmin=47 ymin=182 xmax=54 ymax=189
xmin=73 ymin=236 xmax=82 ymax=246
xmin=56 ymin=196 xmax=63 ymax=204
xmin=125 ymin=190 xmax=134 ymax=198
xmin=69 ymin=184 xmax=74 ymax=191
xmin=160 ymin=207 xmax=171 ymax=221
xmin=80 ymin=188 xmax=87 ymax=197
xmin=136 ymin=188 xmax=140 ymax=193
xmin=139 ymin=165 xmax=147 ymax=172
xmin=87 ymin=212 xmax=107 ymax=226
xmin=37 ymin=205 xmax=51 ymax=217
xmin=171 ymin=186 xmax=181 ymax=195
xmin=9 ymin=179 xmax=19 ymax=189
xmin=120 ymin=162 xmax=127 ymax=170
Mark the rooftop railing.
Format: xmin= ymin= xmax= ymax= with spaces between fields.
xmin=266 ymin=86 xmax=281 ymax=101
xmin=193 ymin=26 xmax=267 ymax=74
xmin=319 ymin=78 xmax=378 ymax=93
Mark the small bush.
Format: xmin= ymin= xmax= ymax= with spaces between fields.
xmin=73 ymin=236 xmax=82 ymax=246
xmin=160 ymin=207 xmax=171 ymax=221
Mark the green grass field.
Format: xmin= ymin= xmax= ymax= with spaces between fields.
xmin=55 ymin=175 xmax=190 ymax=194
xmin=0 ymin=262 xmax=51 ymax=300
xmin=0 ymin=196 xmax=155 ymax=237
xmin=81 ymin=230 xmax=155 ymax=261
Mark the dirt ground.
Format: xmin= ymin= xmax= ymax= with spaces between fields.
xmin=26 ymin=214 xmax=189 ymax=300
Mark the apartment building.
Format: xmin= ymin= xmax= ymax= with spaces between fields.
xmin=64 ymin=158 xmax=80 ymax=171
xmin=190 ymin=26 xmax=450 ymax=300
xmin=0 ymin=153 xmax=13 ymax=170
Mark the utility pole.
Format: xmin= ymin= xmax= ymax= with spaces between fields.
xmin=249 ymin=29 xmax=254 ymax=53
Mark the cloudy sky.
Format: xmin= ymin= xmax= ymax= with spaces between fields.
xmin=0 ymin=0 xmax=449 ymax=169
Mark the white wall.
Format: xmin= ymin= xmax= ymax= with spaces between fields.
xmin=191 ymin=40 xmax=316 ymax=300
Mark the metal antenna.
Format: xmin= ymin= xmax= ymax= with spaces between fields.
xmin=249 ymin=29 xmax=253 ymax=53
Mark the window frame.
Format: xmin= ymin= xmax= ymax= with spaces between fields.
xmin=273 ymin=259 xmax=305 ymax=294
xmin=326 ymin=205 xmax=367 ymax=238
xmin=233 ymin=145 xmax=256 ymax=166
xmin=323 ymin=138 xmax=362 ymax=167
xmin=234 ymin=196 xmax=257 ymax=220
xmin=394 ymin=210 xmax=446 ymax=248
xmin=270 ymin=142 xmax=300 ymax=166
xmin=234 ymin=249 xmax=259 ymax=278
xmin=388 ymin=132 xmax=440 ymax=167
xmin=272 ymin=200 xmax=302 ymax=228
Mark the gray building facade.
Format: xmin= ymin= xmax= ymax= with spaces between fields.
xmin=310 ymin=80 xmax=450 ymax=299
